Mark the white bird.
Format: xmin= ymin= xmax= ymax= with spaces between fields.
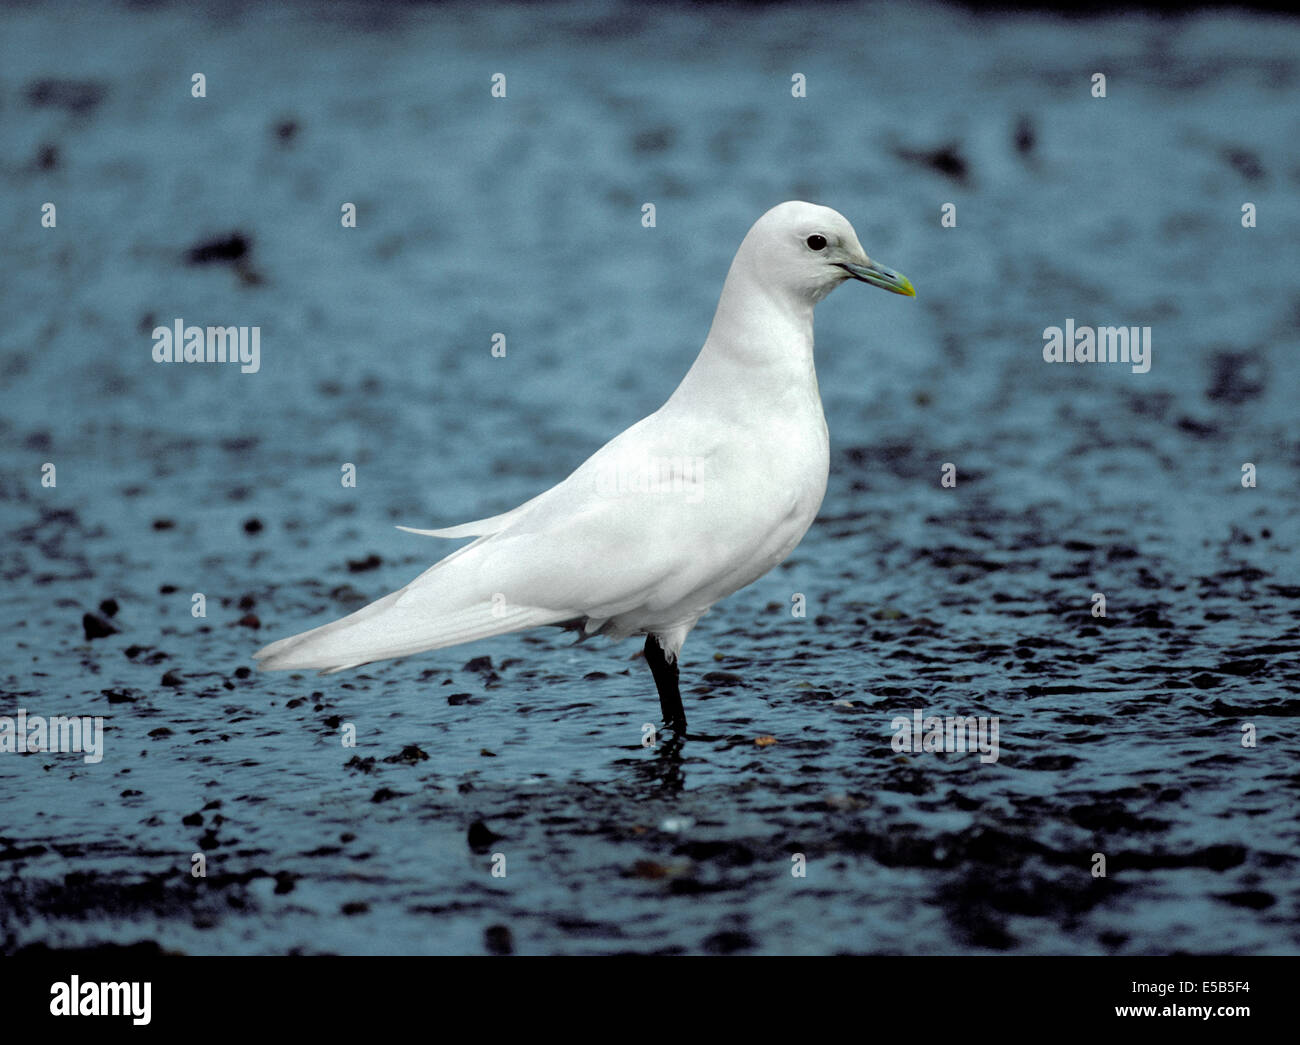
xmin=255 ymin=201 xmax=914 ymax=733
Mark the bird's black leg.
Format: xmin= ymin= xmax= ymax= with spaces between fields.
xmin=644 ymin=634 xmax=686 ymax=733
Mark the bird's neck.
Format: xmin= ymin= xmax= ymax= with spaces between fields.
xmin=673 ymin=265 xmax=818 ymax=412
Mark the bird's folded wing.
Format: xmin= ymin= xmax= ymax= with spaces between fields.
xmin=396 ymin=490 xmax=548 ymax=538
xmin=255 ymin=475 xmax=705 ymax=674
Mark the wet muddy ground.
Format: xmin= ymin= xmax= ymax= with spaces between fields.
xmin=2 ymin=0 xmax=1298 ymax=954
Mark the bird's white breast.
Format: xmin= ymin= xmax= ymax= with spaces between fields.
xmin=599 ymin=378 xmax=831 ymax=638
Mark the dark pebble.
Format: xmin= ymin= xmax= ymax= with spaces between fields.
xmin=467 ymin=820 xmax=502 ymax=851
xmin=186 ymin=232 xmax=251 ymax=266
xmin=484 ymin=925 xmax=513 ymax=955
xmin=1216 ymin=890 xmax=1274 ymax=910
xmin=896 ymin=142 xmax=968 ymax=183
xmin=382 ymin=744 xmax=429 ymax=765
xmin=25 ymin=78 xmax=107 ymax=115
xmin=1176 ymin=416 xmax=1217 ymax=438
xmin=1013 ymin=114 xmax=1035 ymax=155
xmin=83 ymin=612 xmax=118 ymax=640
xmin=702 ymin=930 xmax=755 ymax=955
xmin=1205 ymin=349 xmax=1266 ymax=404
xmin=1133 ymin=607 xmax=1173 ymax=629
xmin=1222 ymin=147 xmax=1264 ymax=181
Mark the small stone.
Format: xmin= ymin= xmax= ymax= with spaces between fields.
xmin=186 ymin=232 xmax=250 ymax=266
xmin=467 ymin=820 xmax=501 ymax=850
xmin=382 ymin=744 xmax=429 ymax=765
xmin=484 ymin=925 xmax=513 ymax=955
xmin=83 ymin=613 xmax=118 ymax=640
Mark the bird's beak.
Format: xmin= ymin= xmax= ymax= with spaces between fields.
xmin=838 ymin=258 xmax=916 ymax=297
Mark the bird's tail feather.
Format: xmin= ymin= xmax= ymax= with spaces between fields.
xmin=254 ymin=581 xmax=569 ymax=674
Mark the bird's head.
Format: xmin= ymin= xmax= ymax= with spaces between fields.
xmin=743 ymin=200 xmax=915 ymax=305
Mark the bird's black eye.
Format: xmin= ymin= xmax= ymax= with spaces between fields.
xmin=806 ymin=234 xmax=828 ymax=251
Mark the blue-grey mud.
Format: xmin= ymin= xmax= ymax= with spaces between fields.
xmin=2 ymin=0 xmax=1298 ymax=955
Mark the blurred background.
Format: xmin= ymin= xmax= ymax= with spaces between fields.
xmin=1 ymin=0 xmax=1297 ymax=955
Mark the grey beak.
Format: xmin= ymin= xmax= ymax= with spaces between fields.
xmin=838 ymin=259 xmax=916 ymax=297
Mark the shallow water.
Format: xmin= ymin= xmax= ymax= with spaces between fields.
xmin=1 ymin=0 xmax=1298 ymax=954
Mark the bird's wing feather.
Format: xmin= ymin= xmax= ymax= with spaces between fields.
xmin=254 ymin=410 xmax=760 ymax=673
xmin=395 ymin=490 xmax=548 ymax=538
